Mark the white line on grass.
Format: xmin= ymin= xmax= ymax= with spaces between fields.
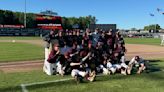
xmin=20 ymin=78 xmax=73 ymax=92
xmin=20 ymin=74 xmax=104 ymax=92
xmin=21 ymin=84 xmax=28 ymax=92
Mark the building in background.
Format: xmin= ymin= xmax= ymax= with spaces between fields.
xmin=89 ymin=24 xmax=117 ymax=31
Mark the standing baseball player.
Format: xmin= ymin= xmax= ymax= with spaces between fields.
xmin=161 ymin=34 xmax=164 ymax=45
xmin=43 ymin=30 xmax=58 ymax=75
xmin=43 ymin=43 xmax=62 ymax=75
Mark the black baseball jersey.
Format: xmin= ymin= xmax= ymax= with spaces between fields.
xmin=65 ymin=35 xmax=73 ymax=47
xmin=57 ymin=36 xmax=65 ymax=47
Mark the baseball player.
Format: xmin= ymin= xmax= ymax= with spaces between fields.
xmin=70 ymin=50 xmax=91 ymax=83
xmin=43 ymin=30 xmax=58 ymax=75
xmin=44 ymin=43 xmax=62 ymax=75
xmin=127 ymin=56 xmax=146 ymax=74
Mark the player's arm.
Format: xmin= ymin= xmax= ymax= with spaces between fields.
xmin=128 ymin=57 xmax=135 ymax=66
xmin=48 ymin=50 xmax=60 ymax=61
xmin=70 ymin=51 xmax=79 ymax=57
xmin=80 ymin=52 xmax=91 ymax=63
xmin=43 ymin=34 xmax=50 ymax=42
xmin=70 ymin=62 xmax=81 ymax=66
xmin=82 ymin=39 xmax=84 ymax=45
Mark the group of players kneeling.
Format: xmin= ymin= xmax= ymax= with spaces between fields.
xmin=43 ymin=28 xmax=147 ymax=83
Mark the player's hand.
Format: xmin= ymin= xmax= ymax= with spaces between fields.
xmin=87 ymin=52 xmax=91 ymax=56
xmin=56 ymin=50 xmax=60 ymax=54
xmin=70 ymin=54 xmax=73 ymax=57
xmin=75 ymin=51 xmax=79 ymax=54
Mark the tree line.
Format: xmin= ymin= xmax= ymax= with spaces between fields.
xmin=0 ymin=9 xmax=97 ymax=29
xmin=144 ymin=24 xmax=161 ymax=31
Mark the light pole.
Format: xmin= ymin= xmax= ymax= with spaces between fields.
xmin=24 ymin=0 xmax=26 ymax=28
xmin=155 ymin=24 xmax=156 ymax=32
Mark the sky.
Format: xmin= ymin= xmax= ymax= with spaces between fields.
xmin=0 ymin=0 xmax=163 ymax=29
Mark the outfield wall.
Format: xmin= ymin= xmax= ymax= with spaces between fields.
xmin=0 ymin=28 xmax=49 ymax=36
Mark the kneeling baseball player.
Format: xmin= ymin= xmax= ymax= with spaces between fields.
xmin=127 ymin=56 xmax=147 ymax=74
xmin=70 ymin=48 xmax=96 ymax=83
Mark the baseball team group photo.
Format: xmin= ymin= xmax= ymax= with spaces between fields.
xmin=0 ymin=0 xmax=164 ymax=92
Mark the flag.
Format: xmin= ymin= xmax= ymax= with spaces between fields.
xmin=150 ymin=13 xmax=155 ymax=16
xmin=157 ymin=8 xmax=161 ymax=12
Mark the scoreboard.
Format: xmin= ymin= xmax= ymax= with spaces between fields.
xmin=36 ymin=14 xmax=62 ymax=30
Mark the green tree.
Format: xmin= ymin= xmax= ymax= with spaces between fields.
xmin=87 ymin=15 xmax=97 ymax=24
xmin=0 ymin=10 xmax=5 ymax=24
xmin=131 ymin=28 xmax=137 ymax=31
xmin=26 ymin=13 xmax=36 ymax=28
xmin=14 ymin=12 xmax=24 ymax=25
xmin=0 ymin=9 xmax=97 ymax=29
xmin=3 ymin=10 xmax=14 ymax=24
xmin=144 ymin=24 xmax=161 ymax=31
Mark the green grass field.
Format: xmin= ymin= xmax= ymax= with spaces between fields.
xmin=0 ymin=37 xmax=41 ymax=40
xmin=125 ymin=38 xmax=161 ymax=45
xmin=0 ymin=42 xmax=44 ymax=62
xmin=0 ymin=37 xmax=164 ymax=92
xmin=0 ymin=60 xmax=163 ymax=92
xmin=0 ymin=37 xmax=162 ymax=62
xmin=0 ymin=37 xmax=161 ymax=45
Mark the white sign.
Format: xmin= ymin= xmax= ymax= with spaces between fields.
xmin=37 ymin=24 xmax=61 ymax=26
